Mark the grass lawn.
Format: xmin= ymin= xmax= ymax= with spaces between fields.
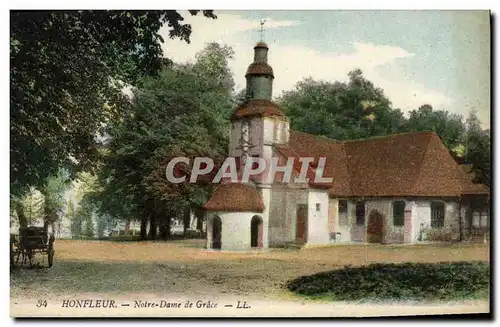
xmin=10 ymin=239 xmax=490 ymax=301
xmin=287 ymin=262 xmax=490 ymax=302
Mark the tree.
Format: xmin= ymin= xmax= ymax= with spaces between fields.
xmin=68 ymin=199 xmax=82 ymax=237
xmin=10 ymin=10 xmax=217 ymax=196
xmin=402 ymin=104 xmax=466 ymax=157
xmin=94 ymin=42 xmax=233 ymax=240
xmin=11 ymin=187 xmax=44 ymax=229
xmin=464 ymin=110 xmax=490 ymax=188
xmin=278 ymin=69 xmax=405 ymax=141
xmin=41 ymin=170 xmax=72 ymax=233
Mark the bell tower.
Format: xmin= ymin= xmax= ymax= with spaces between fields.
xmin=228 ymin=40 xmax=290 ymax=187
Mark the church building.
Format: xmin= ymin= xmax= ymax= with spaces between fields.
xmin=203 ymin=42 xmax=490 ymax=251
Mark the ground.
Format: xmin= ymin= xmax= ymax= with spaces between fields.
xmin=10 ymin=239 xmax=490 ymax=317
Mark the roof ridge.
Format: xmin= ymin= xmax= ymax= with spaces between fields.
xmin=291 ymin=130 xmax=340 ymax=143
xmin=339 ymin=131 xmax=437 ymax=144
xmin=291 ymin=129 xmax=437 ymax=145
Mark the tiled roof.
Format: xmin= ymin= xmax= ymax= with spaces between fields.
xmin=254 ymin=41 xmax=268 ymax=48
xmin=245 ymin=62 xmax=274 ymax=77
xmin=458 ymin=164 xmax=489 ymax=195
xmin=203 ymin=182 xmax=265 ymax=212
xmin=231 ymin=99 xmax=284 ymax=121
xmin=204 ymin=130 xmax=488 ymax=212
xmin=282 ymin=130 xmax=473 ymax=197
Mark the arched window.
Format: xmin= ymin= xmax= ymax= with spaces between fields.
xmin=392 ymin=201 xmax=405 ymax=226
xmin=430 ymin=202 xmax=445 ymax=228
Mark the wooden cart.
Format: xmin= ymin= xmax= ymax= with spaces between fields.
xmin=12 ymin=227 xmax=55 ymax=268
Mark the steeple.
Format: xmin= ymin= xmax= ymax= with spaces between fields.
xmin=245 ymin=42 xmax=274 ymax=101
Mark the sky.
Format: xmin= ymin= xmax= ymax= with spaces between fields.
xmin=160 ymin=10 xmax=490 ymax=127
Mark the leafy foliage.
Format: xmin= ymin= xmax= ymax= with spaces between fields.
xmin=278 ymin=69 xmax=406 ymax=140
xmin=93 ymin=42 xmax=233 ymax=238
xmin=10 ymin=10 xmax=216 ymax=196
xmin=278 ymin=70 xmax=490 ymax=171
xmin=287 ymin=262 xmax=490 ymax=301
xmin=464 ymin=111 xmax=491 ymax=187
xmin=403 ymin=104 xmax=466 ymax=156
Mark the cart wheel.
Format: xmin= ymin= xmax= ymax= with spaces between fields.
xmin=48 ymin=250 xmax=54 ymax=268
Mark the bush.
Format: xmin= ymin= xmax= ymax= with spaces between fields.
xmin=427 ymin=228 xmax=455 ymax=242
xmin=286 ymin=262 xmax=490 ymax=301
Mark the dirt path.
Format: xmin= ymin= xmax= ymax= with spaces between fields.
xmin=11 ymin=240 xmax=490 ymax=317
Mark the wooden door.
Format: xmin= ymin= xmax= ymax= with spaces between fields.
xmin=212 ymin=216 xmax=222 ymax=249
xmin=367 ymin=210 xmax=384 ymax=243
xmin=296 ymin=205 xmax=308 ymax=244
xmin=250 ymin=216 xmax=263 ymax=248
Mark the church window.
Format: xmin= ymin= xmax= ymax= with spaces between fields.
xmin=392 ymin=201 xmax=405 ymax=227
xmin=316 ymin=203 xmax=321 ymax=212
xmin=339 ymin=200 xmax=348 ymax=225
xmin=480 ymin=211 xmax=489 ymax=227
xmin=473 ymin=210 xmax=489 ymax=228
xmin=472 ymin=211 xmax=480 ymax=227
xmin=355 ymin=202 xmax=365 ymax=225
xmin=430 ymin=201 xmax=445 ymax=228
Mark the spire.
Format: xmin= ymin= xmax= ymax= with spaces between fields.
xmin=259 ymin=19 xmax=267 ymax=42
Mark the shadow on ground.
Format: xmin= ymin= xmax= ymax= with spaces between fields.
xmin=10 ymin=257 xmax=331 ymax=299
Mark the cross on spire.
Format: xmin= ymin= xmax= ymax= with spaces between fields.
xmin=259 ymin=19 xmax=267 ymax=41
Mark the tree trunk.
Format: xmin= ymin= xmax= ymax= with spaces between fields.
xmin=14 ymin=201 xmax=27 ymax=231
xmin=195 ymin=209 xmax=204 ymax=233
xmin=165 ymin=214 xmax=172 ymax=240
xmin=157 ymin=208 xmax=167 ymax=240
xmin=149 ymin=212 xmax=157 ymax=240
xmin=140 ymin=213 xmax=148 ymax=241
xmin=183 ymin=206 xmax=190 ymax=238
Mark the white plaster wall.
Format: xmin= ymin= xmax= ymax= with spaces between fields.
xmin=414 ymin=201 xmax=431 ymax=240
xmin=410 ymin=200 xmax=419 ymax=242
xmin=282 ymin=188 xmax=308 ymax=245
xmin=205 ymin=212 xmax=214 ymax=249
xmin=220 ymin=211 xmax=252 ymax=251
xmin=306 ymin=189 xmax=329 ymax=245
xmin=329 ymin=198 xmax=352 ymax=243
xmin=262 ymin=118 xmax=275 ymax=145
xmin=206 ymin=211 xmax=263 ymax=251
xmin=268 ymin=187 xmax=287 ymax=245
xmin=228 ymin=121 xmax=241 ymax=157
xmin=282 ymin=119 xmax=290 ymax=144
xmin=445 ymin=202 xmax=459 ymax=232
xmin=260 ymin=187 xmax=271 ymax=248
xmin=249 ymin=118 xmax=264 ymax=156
xmin=413 ymin=200 xmax=460 ymax=242
xmin=259 ymin=145 xmax=274 ymax=184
